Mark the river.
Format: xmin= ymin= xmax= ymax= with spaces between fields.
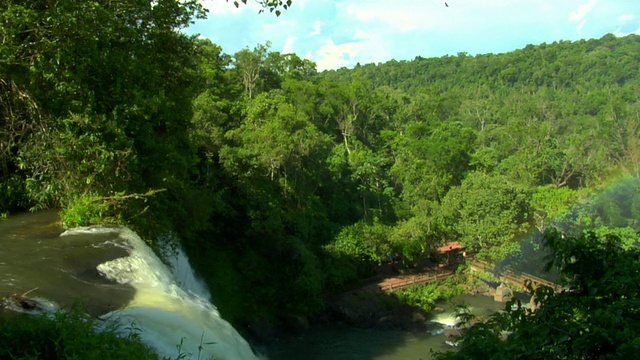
xmin=0 ymin=210 xmax=134 ymax=316
xmin=265 ymin=294 xmax=505 ymax=359
xmin=0 ymin=210 xmax=257 ymax=360
xmin=1 ymin=211 xmax=509 ymax=360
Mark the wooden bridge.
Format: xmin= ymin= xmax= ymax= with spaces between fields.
xmin=338 ymin=266 xmax=455 ymax=297
xmin=468 ymin=259 xmax=560 ymax=291
xmin=372 ymin=262 xmax=558 ymax=294
xmin=336 ymin=255 xmax=560 ymax=299
xmin=348 ymin=261 xmax=559 ymax=297
xmin=378 ymin=269 xmax=454 ymax=292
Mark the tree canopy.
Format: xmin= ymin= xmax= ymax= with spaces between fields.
xmin=2 ymin=5 xmax=640 ymax=329
xmin=435 ymin=230 xmax=640 ymax=359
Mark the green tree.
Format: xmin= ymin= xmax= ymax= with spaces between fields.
xmin=531 ymin=185 xmax=581 ymax=232
xmin=1 ymin=0 xmax=207 ymax=233
xmin=325 ymin=219 xmax=394 ymax=270
xmin=390 ymin=121 xmax=475 ymax=206
xmin=190 ymin=39 xmax=238 ymax=157
xmin=233 ymin=42 xmax=270 ymax=99
xmin=435 ymin=230 xmax=640 ymax=359
xmin=440 ymin=172 xmax=531 ymax=260
xmin=347 ymin=141 xmax=393 ymax=221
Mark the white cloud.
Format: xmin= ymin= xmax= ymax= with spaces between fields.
xmin=187 ymin=0 xmax=639 ymax=71
xmin=303 ymin=50 xmax=313 ymax=60
xmin=282 ymin=36 xmax=297 ymax=54
xmin=569 ymin=0 xmax=596 ymax=22
xmin=341 ymin=1 xmax=449 ymax=33
xmin=310 ymin=21 xmax=322 ymax=36
xmin=295 ymin=0 xmax=307 ymax=10
xmin=352 ymin=28 xmax=371 ymax=41
xmin=618 ymin=14 xmax=634 ymax=22
xmin=314 ymin=39 xmax=361 ymax=71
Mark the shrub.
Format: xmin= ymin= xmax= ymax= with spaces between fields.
xmin=0 ymin=309 xmax=159 ymax=360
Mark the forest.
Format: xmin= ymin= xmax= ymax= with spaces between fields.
xmin=2 ymin=0 xmax=640 ymax=350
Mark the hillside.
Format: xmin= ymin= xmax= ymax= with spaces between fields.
xmin=3 ymin=14 xmax=639 ymax=329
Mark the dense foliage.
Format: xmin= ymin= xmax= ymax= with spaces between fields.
xmin=0 ymin=0 xmax=207 ymax=236
xmin=394 ymin=275 xmax=466 ymax=312
xmin=2 ymin=0 xmax=640 ymax=329
xmin=434 ymin=230 xmax=640 ymax=359
xmin=0 ymin=310 xmax=160 ymax=359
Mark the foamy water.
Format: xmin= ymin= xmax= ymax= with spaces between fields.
xmin=62 ymin=226 xmax=257 ymax=360
xmin=429 ymin=312 xmax=461 ymax=328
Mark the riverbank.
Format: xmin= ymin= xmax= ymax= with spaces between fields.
xmin=322 ymin=268 xmax=497 ymax=330
xmin=263 ymin=293 xmax=508 ymax=360
xmin=243 ymin=265 xmax=503 ymax=346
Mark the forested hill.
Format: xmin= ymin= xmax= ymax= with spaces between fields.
xmin=2 ymin=7 xmax=640 ymax=330
xmin=323 ymin=33 xmax=640 ymax=95
xmin=314 ymin=32 xmax=640 ymax=263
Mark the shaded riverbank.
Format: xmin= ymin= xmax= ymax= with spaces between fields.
xmin=264 ymin=294 xmax=506 ymax=360
xmin=317 ymin=264 xmax=498 ymax=332
xmin=242 ymin=261 xmax=510 ymax=346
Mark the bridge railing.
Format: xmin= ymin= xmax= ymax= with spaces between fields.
xmin=380 ymin=270 xmax=453 ymax=292
xmin=468 ymin=260 xmax=560 ymax=291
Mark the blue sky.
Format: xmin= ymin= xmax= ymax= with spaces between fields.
xmin=186 ymin=0 xmax=640 ymax=71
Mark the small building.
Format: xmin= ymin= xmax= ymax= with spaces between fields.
xmin=435 ymin=241 xmax=465 ymax=265
xmin=436 ymin=241 xmax=465 ymax=253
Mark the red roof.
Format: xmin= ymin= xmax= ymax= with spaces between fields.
xmin=436 ymin=241 xmax=464 ymax=253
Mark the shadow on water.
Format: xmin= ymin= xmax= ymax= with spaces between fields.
xmin=0 ymin=210 xmax=135 ymax=317
xmin=265 ymin=292 xmax=506 ymax=360
xmin=266 ymin=325 xmax=447 ymax=360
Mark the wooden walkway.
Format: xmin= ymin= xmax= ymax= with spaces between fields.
xmin=468 ymin=259 xmax=560 ymax=290
xmin=378 ymin=269 xmax=454 ymax=292
xmin=337 ymin=258 xmax=560 ymax=299
xmin=341 ymin=266 xmax=455 ymax=296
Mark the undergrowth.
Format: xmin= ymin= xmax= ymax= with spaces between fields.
xmin=0 ymin=309 xmax=159 ymax=360
xmin=393 ymin=273 xmax=467 ymax=311
xmin=0 ymin=307 xmax=226 ymax=360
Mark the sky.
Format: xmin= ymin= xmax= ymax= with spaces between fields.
xmin=186 ymin=0 xmax=640 ymax=71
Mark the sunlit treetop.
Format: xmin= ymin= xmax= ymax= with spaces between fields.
xmin=228 ymin=0 xmax=292 ymax=16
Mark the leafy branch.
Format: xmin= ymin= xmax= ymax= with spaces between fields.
xmin=228 ymin=0 xmax=293 ymax=16
xmin=99 ymin=189 xmax=167 ymax=205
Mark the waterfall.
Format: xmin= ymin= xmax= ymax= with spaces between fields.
xmin=61 ymin=226 xmax=258 ymax=360
xmin=156 ymin=234 xmax=212 ymax=302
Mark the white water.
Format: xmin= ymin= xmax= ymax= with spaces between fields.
xmin=61 ymin=226 xmax=257 ymax=360
xmin=429 ymin=312 xmax=460 ymax=328
xmin=425 ymin=311 xmax=461 ymax=336
xmin=157 ymin=234 xmax=212 ymax=302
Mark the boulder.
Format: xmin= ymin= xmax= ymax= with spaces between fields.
xmin=526 ymin=295 xmax=540 ymax=311
xmin=494 ymin=283 xmax=513 ymax=303
xmin=443 ymin=329 xmax=461 ymax=338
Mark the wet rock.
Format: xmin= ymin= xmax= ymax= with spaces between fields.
xmin=526 ymin=295 xmax=540 ymax=311
xmin=443 ymin=329 xmax=461 ymax=338
xmin=494 ymin=283 xmax=513 ymax=303
xmin=282 ymin=315 xmax=310 ymax=334
xmin=327 ymin=293 xmax=432 ymax=331
xmin=245 ymin=318 xmax=276 ymax=343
